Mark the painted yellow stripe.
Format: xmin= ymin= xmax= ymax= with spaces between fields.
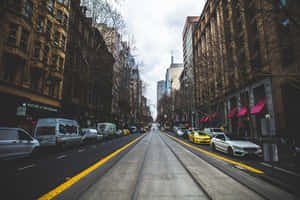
xmin=165 ymin=133 xmax=264 ymax=174
xmin=38 ymin=134 xmax=146 ymax=200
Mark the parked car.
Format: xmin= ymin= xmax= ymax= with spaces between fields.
xmin=0 ymin=127 xmax=40 ymax=159
xmin=203 ymin=128 xmax=224 ymax=137
xmin=210 ymin=134 xmax=262 ymax=157
xmin=123 ymin=129 xmax=130 ymax=136
xmin=34 ymin=118 xmax=81 ymax=149
xmin=97 ymin=123 xmax=117 ymax=138
xmin=81 ymin=128 xmax=98 ymax=143
xmin=128 ymin=126 xmax=137 ymax=134
xmin=116 ymin=129 xmax=123 ymax=137
xmin=188 ymin=130 xmax=211 ymax=144
xmin=175 ymin=127 xmax=185 ymax=137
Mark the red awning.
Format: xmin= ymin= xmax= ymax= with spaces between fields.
xmin=211 ymin=112 xmax=216 ymax=119
xmin=227 ymin=107 xmax=238 ymax=118
xmin=200 ymin=116 xmax=206 ymax=123
xmin=203 ymin=116 xmax=209 ymax=122
xmin=250 ymin=98 xmax=266 ymax=114
xmin=237 ymin=107 xmax=247 ymax=117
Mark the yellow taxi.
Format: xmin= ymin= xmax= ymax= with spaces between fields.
xmin=123 ymin=129 xmax=130 ymax=136
xmin=188 ymin=130 xmax=211 ymax=144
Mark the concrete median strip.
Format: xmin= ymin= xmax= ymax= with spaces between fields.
xmin=38 ymin=134 xmax=146 ymax=200
xmin=165 ymin=133 xmax=264 ymax=174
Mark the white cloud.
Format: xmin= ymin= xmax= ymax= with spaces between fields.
xmin=123 ymin=0 xmax=206 ymax=119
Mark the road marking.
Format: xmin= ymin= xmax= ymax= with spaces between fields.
xmin=165 ymin=133 xmax=264 ymax=174
xmin=261 ymin=162 xmax=300 ymax=177
xmin=56 ymin=155 xmax=67 ymax=159
xmin=78 ymin=149 xmax=85 ymax=153
xmin=17 ymin=164 xmax=36 ymax=171
xmin=38 ymin=134 xmax=146 ymax=200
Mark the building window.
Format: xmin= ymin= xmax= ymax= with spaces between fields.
xmin=49 ymin=83 xmax=55 ymax=96
xmin=56 ymin=10 xmax=62 ymax=23
xmin=43 ymin=45 xmax=49 ymax=63
xmin=52 ymin=54 xmax=58 ymax=67
xmin=30 ymin=69 xmax=40 ymax=91
xmin=24 ymin=0 xmax=33 ymax=20
xmin=34 ymin=41 xmax=41 ymax=59
xmin=59 ymin=57 xmax=64 ymax=71
xmin=37 ymin=16 xmax=45 ymax=32
xmin=54 ymin=31 xmax=60 ymax=46
xmin=7 ymin=23 xmax=18 ymax=46
xmin=61 ymin=34 xmax=65 ymax=50
xmin=20 ymin=28 xmax=30 ymax=53
xmin=63 ymin=14 xmax=68 ymax=28
xmin=48 ymin=0 xmax=54 ymax=13
xmin=45 ymin=20 xmax=52 ymax=39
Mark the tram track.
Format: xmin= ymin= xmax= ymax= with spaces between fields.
xmin=162 ymin=131 xmax=296 ymax=200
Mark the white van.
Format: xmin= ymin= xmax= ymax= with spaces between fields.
xmin=96 ymin=123 xmax=116 ymax=138
xmin=34 ymin=118 xmax=81 ymax=149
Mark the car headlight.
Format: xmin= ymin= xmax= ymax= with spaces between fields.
xmin=232 ymin=145 xmax=243 ymax=151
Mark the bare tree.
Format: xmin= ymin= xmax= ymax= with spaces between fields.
xmin=81 ymin=0 xmax=125 ymax=31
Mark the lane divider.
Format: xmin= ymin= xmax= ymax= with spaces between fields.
xmin=38 ymin=134 xmax=146 ymax=200
xmin=165 ymin=133 xmax=264 ymax=174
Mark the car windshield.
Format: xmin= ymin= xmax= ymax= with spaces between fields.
xmin=36 ymin=126 xmax=56 ymax=136
xmin=194 ymin=132 xmax=206 ymax=136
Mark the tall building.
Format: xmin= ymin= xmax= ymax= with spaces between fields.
xmin=62 ymin=1 xmax=114 ymax=126
xmin=0 ymin=0 xmax=70 ymax=130
xmin=181 ymin=16 xmax=199 ymax=126
xmin=97 ymin=23 xmax=122 ymax=122
xmin=193 ymin=0 xmax=300 ymax=161
xmin=156 ymin=80 xmax=165 ymax=103
xmin=165 ymin=56 xmax=183 ymax=96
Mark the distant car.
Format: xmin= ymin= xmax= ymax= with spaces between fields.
xmin=123 ymin=129 xmax=130 ymax=136
xmin=0 ymin=127 xmax=40 ymax=159
xmin=210 ymin=134 xmax=262 ymax=157
xmin=295 ymin=145 xmax=300 ymax=168
xmin=116 ymin=129 xmax=123 ymax=137
xmin=188 ymin=130 xmax=211 ymax=144
xmin=129 ymin=126 xmax=137 ymax=133
xmin=175 ymin=127 xmax=185 ymax=137
xmin=203 ymin=128 xmax=224 ymax=137
xmin=97 ymin=123 xmax=117 ymax=138
xmin=139 ymin=127 xmax=146 ymax=133
xmin=81 ymin=128 xmax=98 ymax=143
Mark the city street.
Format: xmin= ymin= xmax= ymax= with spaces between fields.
xmin=2 ymin=126 xmax=293 ymax=200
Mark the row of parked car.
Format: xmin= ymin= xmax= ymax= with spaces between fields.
xmin=171 ymin=126 xmax=262 ymax=157
xmin=0 ymin=118 xmax=148 ymax=160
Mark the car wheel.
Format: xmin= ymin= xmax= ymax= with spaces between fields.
xmin=211 ymin=143 xmax=216 ymax=151
xmin=228 ymin=147 xmax=233 ymax=156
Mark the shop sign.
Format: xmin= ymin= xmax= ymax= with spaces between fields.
xmin=25 ymin=103 xmax=58 ymax=112
xmin=16 ymin=106 xmax=26 ymax=116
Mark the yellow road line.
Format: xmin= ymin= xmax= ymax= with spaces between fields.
xmin=165 ymin=133 xmax=264 ymax=174
xmin=38 ymin=134 xmax=146 ymax=200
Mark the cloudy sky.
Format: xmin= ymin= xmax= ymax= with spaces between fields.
xmin=123 ymin=0 xmax=206 ymax=119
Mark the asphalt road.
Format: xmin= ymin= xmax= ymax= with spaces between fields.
xmin=0 ymin=134 xmax=142 ymax=200
xmin=0 ymin=128 xmax=298 ymax=200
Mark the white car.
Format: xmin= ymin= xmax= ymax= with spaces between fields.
xmin=175 ymin=128 xmax=184 ymax=137
xmin=210 ymin=134 xmax=262 ymax=157
xmin=203 ymin=128 xmax=224 ymax=137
